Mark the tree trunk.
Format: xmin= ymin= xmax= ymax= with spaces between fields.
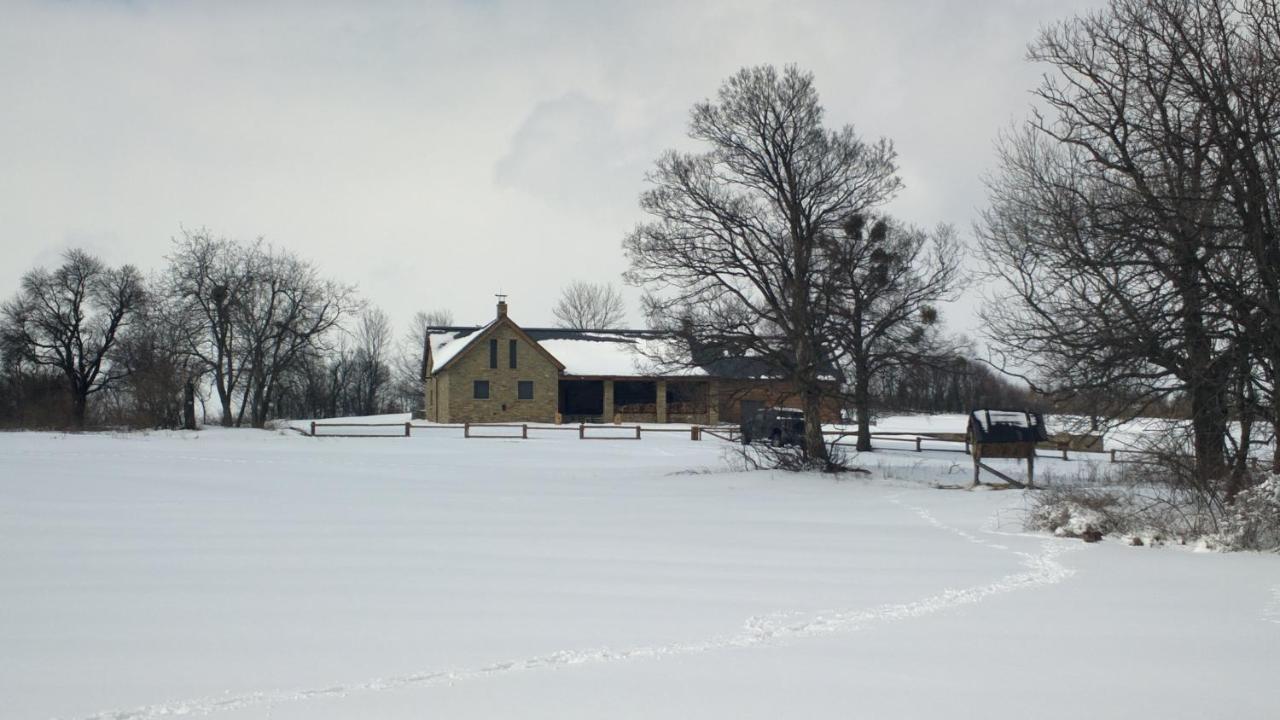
xmin=69 ymin=391 xmax=87 ymax=430
xmin=854 ymin=357 xmax=872 ymax=452
xmin=183 ymin=380 xmax=197 ymax=430
xmin=800 ymin=385 xmax=829 ymax=465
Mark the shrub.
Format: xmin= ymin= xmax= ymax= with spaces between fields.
xmin=1213 ymin=475 xmax=1280 ymax=552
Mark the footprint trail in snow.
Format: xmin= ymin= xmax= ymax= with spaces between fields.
xmin=70 ymin=493 xmax=1080 ymax=720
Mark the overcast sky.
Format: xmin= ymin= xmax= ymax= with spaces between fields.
xmin=0 ymin=0 xmax=1100 ymax=341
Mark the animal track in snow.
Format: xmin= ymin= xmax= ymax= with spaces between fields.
xmin=68 ymin=493 xmax=1079 ymax=720
xmin=1265 ymin=585 xmax=1280 ymax=626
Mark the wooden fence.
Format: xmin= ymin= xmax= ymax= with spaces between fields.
xmin=305 ymin=421 xmax=1118 ymax=461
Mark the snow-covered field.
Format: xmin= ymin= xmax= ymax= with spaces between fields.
xmin=2 ymin=421 xmax=1277 ymax=719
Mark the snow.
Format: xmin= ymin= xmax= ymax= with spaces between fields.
xmin=971 ymin=409 xmax=1036 ymax=431
xmin=427 ymin=322 xmax=495 ymax=371
xmin=536 ymin=335 xmax=706 ymax=377
xmin=2 ymin=422 xmax=1278 ymax=719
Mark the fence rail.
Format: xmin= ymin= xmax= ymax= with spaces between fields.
xmin=303 ymin=420 xmax=1120 ymax=461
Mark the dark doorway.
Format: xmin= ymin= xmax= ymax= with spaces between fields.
xmin=615 ymin=381 xmax=657 ymax=412
xmin=740 ymin=399 xmax=764 ymax=424
xmin=559 ymin=380 xmax=604 ymax=420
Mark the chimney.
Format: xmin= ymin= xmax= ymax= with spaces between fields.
xmin=496 ymin=297 xmax=508 ymax=318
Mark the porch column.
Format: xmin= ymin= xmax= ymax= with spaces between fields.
xmin=656 ymin=379 xmax=668 ymax=423
xmin=707 ymin=380 xmax=719 ymax=425
xmin=603 ymin=379 xmax=615 ymax=423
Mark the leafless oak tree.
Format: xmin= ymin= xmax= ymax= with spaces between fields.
xmin=625 ymin=65 xmax=902 ymax=464
xmin=552 ymin=281 xmax=626 ymax=329
xmin=979 ymin=0 xmax=1280 ymax=493
xmin=164 ymin=230 xmax=257 ymax=426
xmin=0 ymin=249 xmax=145 ymax=428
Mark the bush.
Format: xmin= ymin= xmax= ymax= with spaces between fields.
xmin=732 ymin=441 xmax=868 ymax=474
xmin=1213 ymin=475 xmax=1280 ymax=552
xmin=1026 ymin=486 xmax=1130 ymax=540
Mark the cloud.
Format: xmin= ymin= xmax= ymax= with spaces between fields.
xmin=494 ymin=93 xmax=650 ymax=213
xmin=0 ymin=0 xmax=1105 ymax=332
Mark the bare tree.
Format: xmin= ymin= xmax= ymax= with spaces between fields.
xmin=552 ymin=281 xmax=626 ymax=329
xmin=351 ymin=307 xmax=393 ymax=416
xmin=234 ymin=245 xmax=356 ymax=427
xmin=115 ymin=288 xmax=205 ymax=429
xmin=0 ymin=249 xmax=145 ymax=428
xmin=976 ymin=0 xmax=1280 ymax=493
xmin=393 ymin=308 xmax=453 ymax=413
xmin=625 ymin=64 xmax=901 ymax=464
xmin=828 ymin=215 xmax=963 ymax=450
xmin=164 ymin=230 xmax=257 ymax=426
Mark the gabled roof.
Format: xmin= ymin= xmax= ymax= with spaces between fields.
xmin=426 ymin=323 xmax=796 ymax=380
xmin=429 ymin=317 xmax=566 ymax=374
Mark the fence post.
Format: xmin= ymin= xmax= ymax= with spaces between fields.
xmin=1110 ymin=449 xmax=1116 ymax=463
xmin=635 ymin=425 xmax=641 ymax=439
xmin=915 ymin=437 xmax=921 ymax=452
xmin=579 ymin=423 xmax=585 ymax=440
xmin=1061 ymin=443 xmax=1068 ymax=461
xmin=404 ymin=421 xmax=411 ymax=437
xmin=522 ymin=423 xmax=528 ymax=439
xmin=310 ymin=421 xmax=316 ymax=437
xmin=464 ymin=422 xmax=470 ymax=439
xmin=691 ymin=426 xmax=701 ymax=441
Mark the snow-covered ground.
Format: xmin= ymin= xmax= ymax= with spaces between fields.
xmin=1 ymin=422 xmax=1277 ymax=719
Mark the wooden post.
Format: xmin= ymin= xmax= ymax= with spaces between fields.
xmin=522 ymin=423 xmax=528 ymax=439
xmin=404 ymin=422 xmax=411 ymax=437
xmin=971 ymin=444 xmax=981 ymax=488
xmin=1110 ymin=449 xmax=1117 ymax=463
xmin=1027 ymin=451 xmax=1036 ymax=488
xmin=915 ymin=437 xmax=921 ymax=452
xmin=579 ymin=423 xmax=585 ymax=439
xmin=464 ymin=422 xmax=470 ymax=439
xmin=635 ymin=425 xmax=641 ymax=439
xmin=691 ymin=426 xmax=701 ymax=441
xmin=1060 ymin=442 xmax=1068 ymax=461
xmin=310 ymin=421 xmax=316 ymax=437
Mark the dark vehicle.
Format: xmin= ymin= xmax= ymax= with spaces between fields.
xmin=740 ymin=407 xmax=806 ymax=447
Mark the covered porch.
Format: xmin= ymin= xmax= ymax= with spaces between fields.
xmin=557 ymin=377 xmax=720 ymax=425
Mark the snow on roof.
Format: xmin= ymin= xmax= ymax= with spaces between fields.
xmin=537 ymin=335 xmax=707 ymax=377
xmin=971 ymin=409 xmax=1039 ymax=432
xmin=428 ymin=321 xmax=495 ymax=371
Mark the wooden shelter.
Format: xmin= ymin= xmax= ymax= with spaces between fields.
xmin=967 ymin=409 xmax=1048 ymax=488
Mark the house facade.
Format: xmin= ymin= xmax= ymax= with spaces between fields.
xmin=423 ymin=300 xmax=840 ymax=425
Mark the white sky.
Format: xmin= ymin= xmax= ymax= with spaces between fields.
xmin=0 ymin=0 xmax=1100 ymax=340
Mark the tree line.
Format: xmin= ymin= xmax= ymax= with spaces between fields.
xmin=0 ymin=233 xmax=455 ymax=430
xmin=623 ymin=0 xmax=1280 ymax=489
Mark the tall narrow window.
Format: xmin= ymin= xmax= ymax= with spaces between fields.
xmin=489 ymin=339 xmax=498 ymax=368
xmin=474 ymin=380 xmax=490 ymax=399
xmin=518 ymin=380 xmax=533 ymax=400
xmin=509 ymin=339 xmax=518 ymax=368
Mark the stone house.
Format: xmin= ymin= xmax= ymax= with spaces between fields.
xmin=423 ymin=300 xmax=841 ymax=425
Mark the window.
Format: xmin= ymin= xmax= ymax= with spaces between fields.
xmin=509 ymin=339 xmax=518 ymax=368
xmin=473 ymin=380 xmax=490 ymax=399
xmin=488 ymin=339 xmax=498 ymax=369
xmin=517 ymin=380 xmax=533 ymax=400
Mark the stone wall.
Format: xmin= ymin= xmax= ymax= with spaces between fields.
xmin=436 ymin=324 xmax=559 ymax=423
